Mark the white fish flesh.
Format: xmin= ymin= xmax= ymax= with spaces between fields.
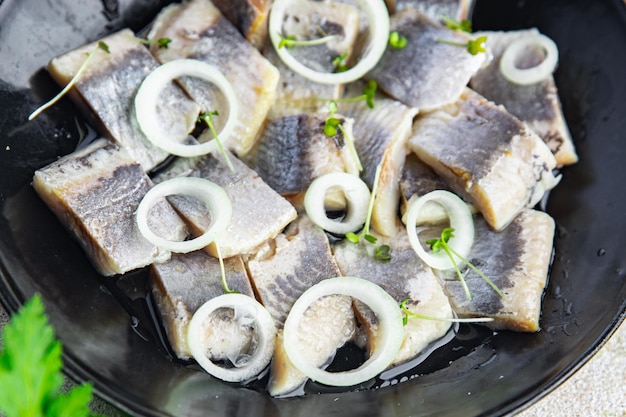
xmin=367 ymin=8 xmax=487 ymax=111
xmin=32 ymin=138 xmax=187 ymax=276
xmin=394 ymin=0 xmax=473 ymax=22
xmin=47 ymin=29 xmax=200 ymax=171
xmin=147 ymin=0 xmax=279 ymax=156
xmin=408 ymin=88 xmax=559 ymax=231
xmin=469 ymin=29 xmax=578 ymax=166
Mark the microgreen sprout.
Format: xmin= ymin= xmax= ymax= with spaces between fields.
xmin=332 ymin=52 xmax=350 ymax=72
xmin=389 ymin=31 xmax=408 ymax=49
xmin=435 ymin=35 xmax=488 ymax=56
xmin=345 ymin=163 xmax=390 ymax=262
xmin=277 ymin=32 xmax=336 ymax=49
xmin=400 ymin=297 xmax=494 ymax=326
xmin=215 ymin=243 xmax=238 ymax=294
xmin=135 ymin=36 xmax=172 ymax=49
xmin=28 ymin=41 xmax=110 ymax=121
xmin=441 ymin=16 xmax=473 ymax=33
xmin=323 ymin=100 xmax=363 ymax=171
xmin=426 ymin=227 xmax=504 ymax=301
xmin=197 ymin=110 xmax=235 ymax=173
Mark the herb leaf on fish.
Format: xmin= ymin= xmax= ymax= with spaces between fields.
xmin=324 ymin=100 xmax=362 ymax=171
xmin=333 ymin=52 xmax=350 ymax=73
xmin=426 ymin=227 xmax=504 ymax=300
xmin=134 ymin=36 xmax=172 ymax=49
xmin=28 ymin=41 xmax=110 ymax=121
xmin=435 ymin=35 xmax=488 ymax=56
xmin=197 ymin=110 xmax=235 ymax=173
xmin=389 ymin=31 xmax=408 ymax=49
xmin=441 ymin=16 xmax=473 ymax=33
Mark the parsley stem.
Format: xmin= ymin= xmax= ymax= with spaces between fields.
xmin=278 ymin=33 xmax=336 ymax=49
xmin=337 ymin=123 xmax=363 ymax=172
xmin=216 ymin=242 xmax=237 ymax=294
xmin=446 ymin=244 xmax=505 ymax=298
xmin=198 ymin=111 xmax=235 ymax=173
xmin=400 ymin=298 xmax=494 ymax=325
xmin=442 ymin=243 xmax=472 ymax=301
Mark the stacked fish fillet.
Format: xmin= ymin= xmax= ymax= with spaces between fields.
xmin=31 ymin=0 xmax=576 ymax=397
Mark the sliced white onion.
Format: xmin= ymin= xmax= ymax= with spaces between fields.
xmin=405 ymin=190 xmax=474 ymax=270
xmin=499 ymin=33 xmax=558 ymax=85
xmin=283 ymin=277 xmax=403 ymax=387
xmin=136 ymin=177 xmax=232 ymax=253
xmin=187 ymin=293 xmax=276 ymax=383
xmin=304 ymin=173 xmax=371 ymax=234
xmin=268 ymin=0 xmax=390 ymax=84
xmin=134 ymin=59 xmax=239 ymax=157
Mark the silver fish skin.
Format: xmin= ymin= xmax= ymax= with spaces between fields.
xmin=147 ymin=0 xmax=279 ymax=156
xmin=244 ymin=113 xmax=360 ymax=202
xmin=367 ymin=8 xmax=488 ymax=111
xmin=47 ymin=29 xmax=200 ymax=172
xmin=154 ymin=150 xmax=297 ymax=258
xmin=393 ymin=0 xmax=473 ymax=22
xmin=151 ymin=250 xmax=255 ymax=360
xmin=333 ymin=228 xmax=453 ymax=367
xmin=340 ymin=88 xmax=418 ymax=236
xmin=263 ymin=0 xmax=361 ymax=118
xmin=211 ymin=0 xmax=273 ymax=49
xmin=399 ymin=153 xmax=477 ymax=224
xmin=469 ymin=29 xmax=578 ymax=167
xmin=246 ymin=215 xmax=355 ymax=396
xmin=434 ymin=209 xmax=555 ymax=332
xmin=408 ymin=88 xmax=559 ymax=231
xmin=32 ymin=138 xmax=188 ymax=276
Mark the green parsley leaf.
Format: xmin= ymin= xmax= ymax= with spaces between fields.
xmin=0 ymin=294 xmax=95 ymax=417
xmin=467 ymin=35 xmax=488 ymax=55
xmin=389 ymin=31 xmax=408 ymax=49
xmin=332 ymin=53 xmax=350 ymax=72
xmin=442 ymin=16 xmax=473 ymax=33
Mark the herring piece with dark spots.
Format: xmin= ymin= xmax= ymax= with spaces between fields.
xmin=408 ymin=88 xmax=559 ymax=231
xmin=32 ymin=138 xmax=188 ymax=276
xmin=47 ymin=29 xmax=200 ymax=171
xmin=333 ymin=228 xmax=453 ymax=367
xmin=435 ymin=209 xmax=555 ymax=332
xmin=244 ymin=113 xmax=360 ymax=207
xmin=211 ymin=0 xmax=272 ymax=49
xmin=153 ymin=150 xmax=297 ymax=258
xmin=339 ymin=86 xmax=418 ymax=236
xmin=367 ymin=8 xmax=487 ymax=111
xmin=246 ymin=215 xmax=355 ymax=396
xmin=263 ymin=0 xmax=361 ymax=118
xmin=147 ymin=0 xmax=279 ymax=156
xmin=151 ymin=250 xmax=255 ymax=360
xmin=469 ymin=29 xmax=578 ymax=166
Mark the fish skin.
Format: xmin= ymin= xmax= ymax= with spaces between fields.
xmin=151 ymin=250 xmax=254 ymax=360
xmin=469 ymin=29 xmax=578 ymax=166
xmin=333 ymin=228 xmax=453 ymax=367
xmin=244 ymin=113 xmax=359 ymax=198
xmin=367 ymin=8 xmax=487 ymax=111
xmin=211 ymin=0 xmax=272 ymax=49
xmin=32 ymin=138 xmax=187 ymax=276
xmin=147 ymin=0 xmax=279 ymax=156
xmin=246 ymin=215 xmax=355 ymax=396
xmin=340 ymin=89 xmax=418 ymax=236
xmin=154 ymin=150 xmax=297 ymax=258
xmin=47 ymin=29 xmax=200 ymax=172
xmin=394 ymin=0 xmax=473 ymax=22
xmin=408 ymin=88 xmax=558 ymax=231
xmin=435 ymin=209 xmax=555 ymax=332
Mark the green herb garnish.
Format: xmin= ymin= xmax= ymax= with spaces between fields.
xmin=441 ymin=16 xmax=473 ymax=33
xmin=215 ymin=244 xmax=238 ymax=294
xmin=400 ymin=297 xmax=494 ymax=326
xmin=277 ymin=33 xmax=336 ymax=49
xmin=28 ymin=41 xmax=110 ymax=121
xmin=332 ymin=52 xmax=350 ymax=72
xmin=389 ymin=31 xmax=408 ymax=49
xmin=0 ymin=295 xmax=98 ymax=417
xmin=426 ymin=227 xmax=504 ymax=301
xmin=197 ymin=110 xmax=235 ymax=173
xmin=435 ymin=35 xmax=487 ymax=56
xmin=135 ymin=37 xmax=172 ymax=49
xmin=323 ymin=100 xmax=363 ymax=171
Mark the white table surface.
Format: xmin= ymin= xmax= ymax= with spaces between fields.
xmin=1 ymin=302 xmax=624 ymax=416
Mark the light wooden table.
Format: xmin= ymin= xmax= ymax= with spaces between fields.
xmin=1 ymin=305 xmax=624 ymax=416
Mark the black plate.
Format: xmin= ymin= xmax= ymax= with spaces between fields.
xmin=1 ymin=0 xmax=625 ymax=416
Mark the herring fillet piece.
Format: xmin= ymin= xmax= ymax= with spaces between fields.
xmin=147 ymin=0 xmax=279 ymax=156
xmin=435 ymin=209 xmax=555 ymax=332
xmin=246 ymin=216 xmax=356 ymax=396
xmin=394 ymin=0 xmax=473 ymax=22
xmin=32 ymin=138 xmax=187 ymax=276
xmin=367 ymin=9 xmax=487 ymax=111
xmin=211 ymin=0 xmax=272 ymax=49
xmin=47 ymin=28 xmax=200 ymax=171
xmin=469 ymin=29 xmax=578 ymax=166
xmin=409 ymin=88 xmax=558 ymax=231
xmin=244 ymin=113 xmax=360 ymax=204
xmin=154 ymin=151 xmax=297 ymax=258
xmin=340 ymin=90 xmax=418 ymax=236
xmin=263 ymin=0 xmax=361 ymax=118
xmin=151 ymin=250 xmax=255 ymax=360
xmin=333 ymin=228 xmax=453 ymax=367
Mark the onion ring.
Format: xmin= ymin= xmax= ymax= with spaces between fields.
xmin=499 ymin=33 xmax=558 ymax=85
